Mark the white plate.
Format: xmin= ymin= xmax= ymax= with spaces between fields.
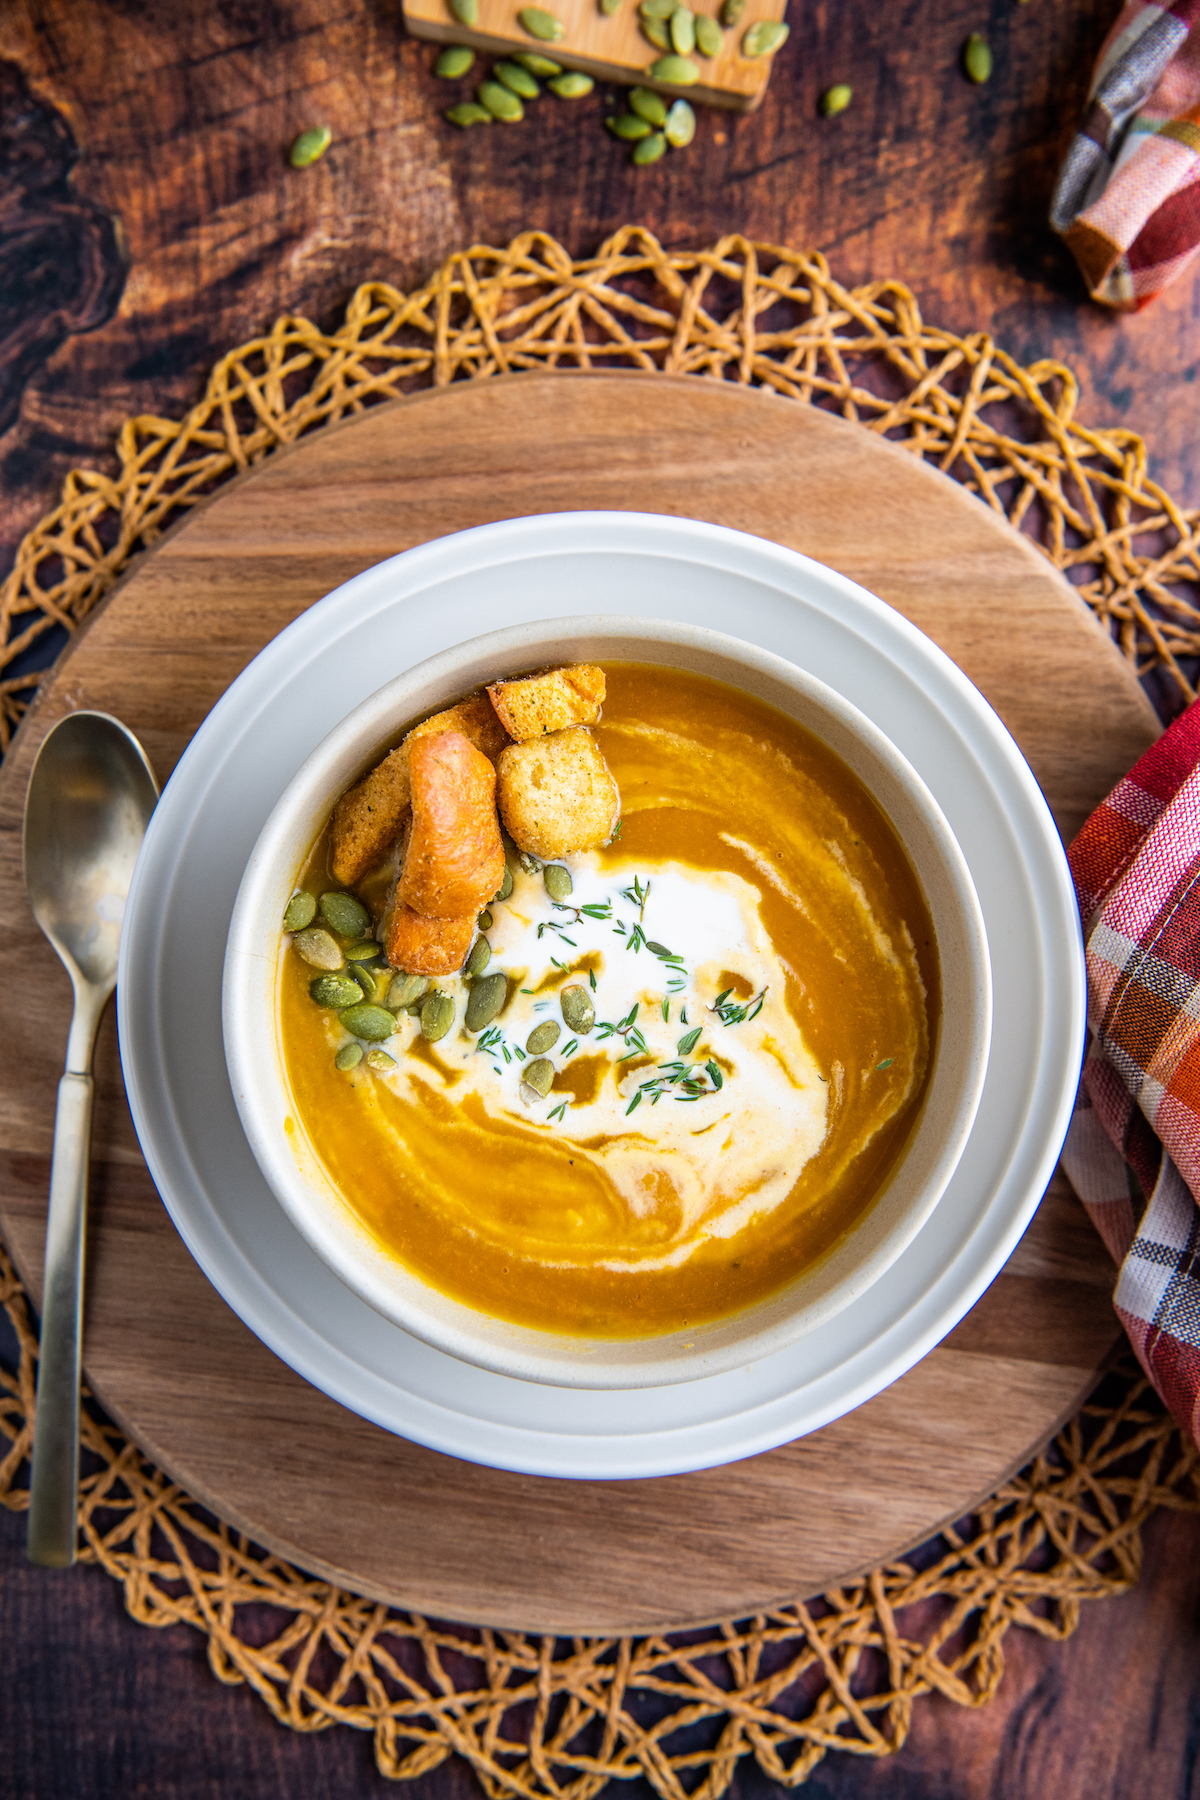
xmin=117 ymin=512 xmax=1084 ymax=1480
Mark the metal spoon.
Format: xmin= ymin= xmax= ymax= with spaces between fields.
xmin=22 ymin=712 xmax=158 ymax=1567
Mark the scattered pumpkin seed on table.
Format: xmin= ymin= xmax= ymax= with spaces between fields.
xmin=465 ymin=972 xmax=507 ymax=1032
xmin=339 ymin=1003 xmax=396 ymax=1041
xmin=719 ymin=0 xmax=743 ymax=22
xmin=640 ymin=0 xmax=676 ymax=17
xmin=466 ymin=936 xmax=492 ymax=976
xmin=419 ymin=992 xmax=456 ymax=1042
xmin=310 ymin=973 xmax=363 ymax=1009
xmin=519 ymin=6 xmax=565 ymax=39
xmin=670 ymin=6 xmax=696 ymax=52
xmin=289 ymin=126 xmax=331 ymax=167
xmin=514 ymin=50 xmax=562 ymax=74
xmin=664 ymin=97 xmax=695 ymax=144
xmin=649 ymin=54 xmax=700 ymax=83
xmin=629 ymin=85 xmax=667 ymax=123
xmin=601 ymin=0 xmax=622 ymax=12
xmin=633 ymin=130 xmax=668 ymax=162
xmin=641 ymin=17 xmax=670 ymax=49
xmin=387 ymin=972 xmax=429 ymax=1011
xmin=446 ymin=101 xmax=493 ymax=126
xmin=820 ymin=82 xmax=852 ymax=115
xmin=526 ymin=1020 xmax=562 ymax=1055
xmin=294 ymin=927 xmax=343 ymax=970
xmin=963 ymin=32 xmax=992 ymax=83
xmin=318 ymin=891 xmax=370 ymax=937
xmin=435 ymin=45 xmax=476 ymax=77
xmin=742 ymin=19 xmax=788 ymax=55
xmin=609 ymin=111 xmax=653 ymax=138
xmin=448 ymin=0 xmax=478 ymax=21
xmin=335 ymin=1042 xmax=363 ymax=1072
xmin=694 ymin=15 xmax=722 ymax=57
xmin=496 ymin=59 xmax=541 ymax=97
xmin=550 ymin=71 xmax=594 ymax=96
xmin=480 ymin=80 xmax=524 ymax=120
xmin=282 ymin=891 xmax=316 ymax=932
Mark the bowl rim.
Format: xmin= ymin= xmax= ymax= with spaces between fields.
xmin=222 ymin=612 xmax=992 ymax=1389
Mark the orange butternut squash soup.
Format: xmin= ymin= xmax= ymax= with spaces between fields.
xmin=279 ymin=664 xmax=939 ymax=1338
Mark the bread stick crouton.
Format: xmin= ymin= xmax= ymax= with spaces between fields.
xmin=381 ymin=897 xmax=476 ymax=976
xmin=496 ymin=727 xmax=620 ymax=858
xmin=330 ymin=697 xmax=511 ymax=887
xmin=487 ymin=665 xmax=606 ymax=742
xmin=398 ymin=730 xmax=505 ymax=919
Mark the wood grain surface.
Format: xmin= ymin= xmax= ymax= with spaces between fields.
xmin=0 ymin=371 xmax=1159 ymax=1633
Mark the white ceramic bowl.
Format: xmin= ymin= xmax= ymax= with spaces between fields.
xmin=223 ymin=617 xmax=991 ymax=1388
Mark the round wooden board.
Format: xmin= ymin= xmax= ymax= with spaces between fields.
xmin=0 ymin=372 xmax=1159 ymax=1634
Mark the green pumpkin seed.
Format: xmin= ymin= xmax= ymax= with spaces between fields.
xmin=694 ymin=14 xmax=721 ymax=56
xmin=335 ymin=1042 xmax=364 ymax=1072
xmin=387 ymin=973 xmax=429 ymax=1012
xmin=319 ymin=891 xmax=370 ymax=938
xmin=741 ymin=19 xmax=788 ymax=55
xmin=419 ymin=992 xmax=455 ymax=1042
xmin=289 ymin=126 xmax=331 ymax=168
xmin=294 ymin=927 xmax=343 ymax=970
xmin=522 ymin=1057 xmax=555 ymax=1099
xmin=479 ymin=81 xmax=524 ymax=120
xmin=609 ymin=111 xmax=653 ymax=137
xmin=348 ymin=964 xmax=377 ymax=999
xmin=648 ymin=54 xmax=699 ymax=83
xmin=496 ymin=59 xmax=541 ymax=97
xmin=549 ymin=71 xmax=594 ymax=96
xmin=519 ymin=6 xmax=565 ymax=38
xmin=449 ymin=0 xmax=478 ymax=21
xmin=465 ymin=972 xmax=507 ymax=1032
xmin=446 ymin=101 xmax=493 ymax=126
xmin=560 ymin=984 xmax=596 ymax=1034
xmin=517 ymin=849 xmax=542 ymax=874
xmin=514 ymin=50 xmax=562 ymax=74
xmin=719 ymin=0 xmax=742 ymax=19
xmin=632 ymin=128 xmax=667 ymax=161
xmin=640 ymin=0 xmax=676 ymax=15
xmin=283 ymin=892 xmax=317 ymax=931
xmin=364 ymin=1049 xmax=396 ymax=1071
xmin=819 ymin=81 xmax=852 ymax=115
xmin=478 ymin=909 xmax=494 ymax=930
xmin=963 ymin=31 xmax=991 ymax=84
xmin=664 ymin=97 xmax=695 ymax=144
xmin=670 ymin=7 xmax=695 ymax=54
xmin=338 ymin=1003 xmax=395 ymax=1042
xmin=310 ymin=973 xmax=364 ymax=1009
xmin=466 ymin=936 xmax=492 ymax=976
xmin=344 ymin=939 xmax=383 ymax=963
xmin=495 ymin=866 xmax=514 ymax=901
xmin=527 ymin=1020 xmax=561 ymax=1055
xmin=641 ymin=16 xmax=670 ymax=47
xmin=543 ymin=864 xmax=573 ymax=901
xmin=629 ymin=85 xmax=667 ymax=123
xmin=600 ymin=0 xmax=622 ymax=12
xmin=435 ymin=45 xmax=476 ymax=77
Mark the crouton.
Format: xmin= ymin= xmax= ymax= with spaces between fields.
xmin=496 ymin=727 xmax=620 ymax=858
xmin=487 ymin=665 xmax=606 ymax=742
xmin=398 ymin=730 xmax=505 ymax=919
xmin=381 ymin=897 xmax=476 ymax=976
xmin=330 ymin=696 xmax=511 ymax=887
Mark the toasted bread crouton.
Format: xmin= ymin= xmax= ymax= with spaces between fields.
xmin=329 ymin=697 xmax=511 ymax=887
xmin=398 ymin=730 xmax=505 ymax=919
xmin=487 ymin=665 xmax=606 ymax=742
xmin=381 ymin=897 xmax=475 ymax=976
xmin=496 ymin=727 xmax=620 ymax=858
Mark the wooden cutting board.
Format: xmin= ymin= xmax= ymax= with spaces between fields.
xmin=0 ymin=371 xmax=1158 ymax=1634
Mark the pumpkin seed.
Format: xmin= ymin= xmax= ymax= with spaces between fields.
xmin=560 ymin=984 xmax=596 ymax=1033
xmin=339 ymin=1003 xmax=395 ymax=1042
xmin=419 ymin=992 xmax=455 ymax=1041
xmin=549 ymin=71 xmax=594 ymax=96
xmin=465 ymin=972 xmax=507 ymax=1032
xmin=479 ymin=80 xmax=524 ymax=120
xmin=335 ymin=1042 xmax=364 ymax=1072
xmin=517 ymin=849 xmax=542 ymax=874
xmin=819 ymin=81 xmax=851 ymax=115
xmin=496 ymin=866 xmax=514 ymax=901
xmin=742 ymin=18 xmax=787 ymax=55
xmin=694 ymin=14 xmax=721 ymax=56
xmin=609 ymin=112 xmax=653 ymax=138
xmin=310 ymin=973 xmax=364 ymax=1008
xmin=496 ymin=59 xmax=541 ymax=97
xmin=640 ymin=0 xmax=675 ymax=15
xmin=629 ymin=85 xmax=667 ymax=123
xmin=670 ymin=7 xmax=695 ymax=54
xmin=519 ymin=6 xmax=565 ymax=38
xmin=963 ymin=31 xmax=991 ymax=83
xmin=283 ymin=891 xmax=317 ymax=931
xmin=449 ymin=0 xmax=478 ymax=20
xmin=543 ymin=863 xmax=573 ymax=901
xmin=600 ymin=0 xmax=622 ymax=12
xmin=344 ymin=939 xmax=383 ymax=963
xmin=348 ymin=963 xmax=377 ymax=999
xmin=641 ymin=16 xmax=670 ymax=48
xmin=648 ymin=54 xmax=699 ymax=83
xmin=522 ymin=1057 xmax=555 ymax=1099
xmin=387 ymin=973 xmax=429 ymax=1011
xmin=446 ymin=101 xmax=493 ymax=126
xmin=289 ymin=126 xmax=331 ymax=168
xmin=478 ymin=909 xmax=494 ymax=930
xmin=514 ymin=50 xmax=562 ymax=74
xmin=435 ymin=45 xmax=476 ymax=77
xmin=364 ymin=1049 xmax=396 ymax=1071
xmin=719 ymin=0 xmax=743 ymax=21
xmin=526 ymin=1020 xmax=561 ymax=1055
xmin=632 ymin=128 xmax=667 ymax=161
xmin=319 ymin=891 xmax=370 ymax=938
xmin=294 ymin=927 xmax=343 ymax=970
xmin=664 ymin=97 xmax=695 ymax=144
xmin=466 ymin=936 xmax=492 ymax=976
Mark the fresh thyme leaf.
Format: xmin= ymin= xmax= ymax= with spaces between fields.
xmin=677 ymin=1027 xmax=702 ymax=1055
xmin=680 ymin=1005 xmax=688 ymax=1024
xmin=515 ymin=1046 xmax=526 ymax=1061
xmin=581 ymin=901 xmax=612 ymax=919
xmin=706 ymin=1059 xmax=723 ymax=1089
xmin=626 ymin=923 xmax=646 ymax=954
xmin=551 ymin=957 xmax=567 ymax=971
xmin=626 ymin=1088 xmax=642 ymax=1114
xmin=616 ymin=1049 xmax=640 ymax=1063
xmin=559 ymin=935 xmax=577 ymax=947
xmin=588 ymin=968 xmax=597 ymax=990
xmin=628 ymin=1028 xmax=648 ymax=1052
xmin=611 ymin=818 xmax=623 ymax=838
xmin=617 ymin=1003 xmax=639 ymax=1031
xmin=876 ymin=1057 xmax=894 ymax=1069
xmin=662 ymin=998 xmax=669 ymax=1022
xmin=521 ymin=987 xmax=535 ymax=994
xmin=548 ymin=1100 xmax=569 ymax=1121
xmin=502 ymin=1046 xmax=512 ymax=1063
xmin=713 ymin=988 xmax=733 ymax=1009
xmin=562 ymin=1038 xmax=578 ymax=1057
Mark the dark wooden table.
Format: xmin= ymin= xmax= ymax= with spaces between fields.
xmin=3 ymin=1 xmax=1200 ymax=1794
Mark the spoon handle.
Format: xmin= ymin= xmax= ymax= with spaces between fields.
xmin=27 ymin=1072 xmax=93 ymax=1568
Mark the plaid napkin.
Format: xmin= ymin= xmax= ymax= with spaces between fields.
xmin=1060 ymin=702 xmax=1200 ymax=1441
xmin=1051 ymin=0 xmax=1200 ymax=310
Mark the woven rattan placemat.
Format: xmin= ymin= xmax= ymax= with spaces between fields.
xmin=2 ymin=228 xmax=1200 ymax=1793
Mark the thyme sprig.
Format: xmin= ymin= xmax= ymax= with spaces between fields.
xmin=625 ymin=1054 xmax=724 ymax=1113
xmin=710 ymin=985 xmax=767 ymax=1025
